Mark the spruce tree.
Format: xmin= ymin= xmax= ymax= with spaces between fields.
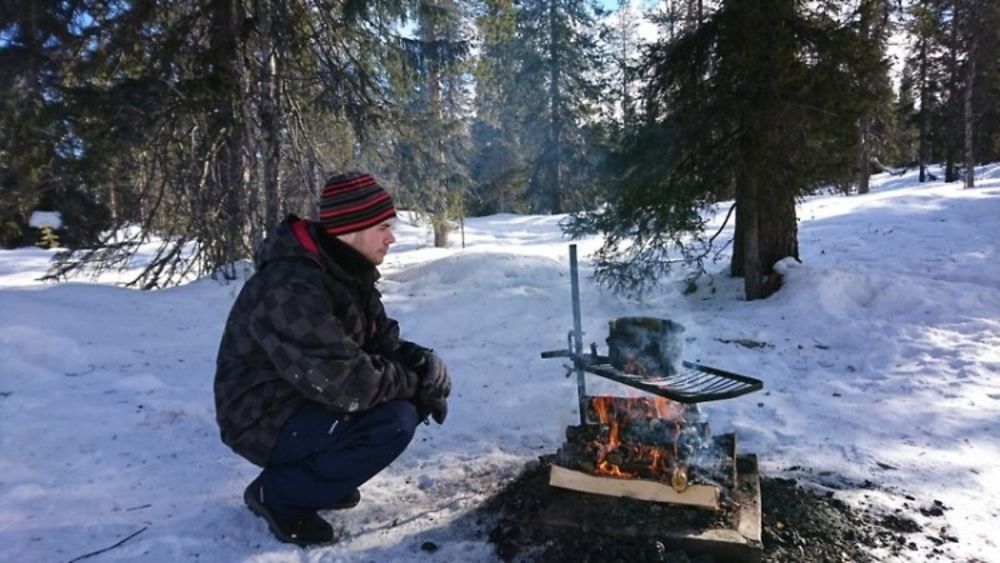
xmin=385 ymin=0 xmax=470 ymax=248
xmin=513 ymin=0 xmax=609 ymax=213
xmin=853 ymin=0 xmax=896 ymax=195
xmin=37 ymin=1 xmax=411 ymax=287
xmin=0 ymin=1 xmax=106 ymax=247
xmin=469 ymin=0 xmax=527 ymax=215
xmin=570 ymin=0 xmax=885 ymax=300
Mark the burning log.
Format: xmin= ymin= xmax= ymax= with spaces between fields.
xmin=555 ymin=441 xmax=603 ymax=474
xmin=605 ymin=445 xmax=669 ymax=478
xmin=565 ymin=424 xmax=609 ymax=444
xmin=564 ymin=421 xmax=709 ymax=452
xmin=549 ymin=433 xmax=739 ymax=511
xmin=620 ymin=419 xmax=710 ymax=449
xmin=558 ymin=425 xmax=736 ymax=483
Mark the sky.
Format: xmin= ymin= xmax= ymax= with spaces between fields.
xmin=1 ymin=165 xmax=998 ymax=562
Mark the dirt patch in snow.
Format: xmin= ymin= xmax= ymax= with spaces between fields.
xmin=480 ymin=458 xmax=965 ymax=562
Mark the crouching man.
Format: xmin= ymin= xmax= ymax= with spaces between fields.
xmin=214 ymin=172 xmax=450 ymax=546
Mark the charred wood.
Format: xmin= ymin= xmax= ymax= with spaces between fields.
xmin=563 ymin=420 xmax=710 ymax=451
xmin=565 ymin=424 xmax=609 ymax=444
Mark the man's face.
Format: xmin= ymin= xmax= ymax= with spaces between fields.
xmin=338 ymin=219 xmax=396 ymax=265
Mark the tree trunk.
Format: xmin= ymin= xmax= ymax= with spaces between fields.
xmin=964 ymin=36 xmax=977 ymax=189
xmin=259 ymin=0 xmax=283 ymax=234
xmin=548 ymin=0 xmax=563 ymax=214
xmin=732 ymin=160 xmax=798 ymax=300
xmin=758 ymin=189 xmax=798 ymax=279
xmin=944 ymin=0 xmax=961 ymax=183
xmin=856 ymin=115 xmax=872 ymax=194
xmin=212 ymin=0 xmax=248 ymax=274
xmin=918 ymin=35 xmax=931 ymax=183
xmin=736 ymin=176 xmax=763 ymax=300
xmin=617 ymin=1 xmax=635 ymax=133
xmin=424 ymin=3 xmax=449 ymax=248
xmin=107 ymin=182 xmax=118 ymax=223
xmin=666 ymin=0 xmax=677 ymax=39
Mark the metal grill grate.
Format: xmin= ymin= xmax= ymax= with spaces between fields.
xmin=584 ymin=359 xmax=763 ymax=403
xmin=542 ymin=244 xmax=765 ymax=422
xmin=542 ymin=350 xmax=763 ymax=404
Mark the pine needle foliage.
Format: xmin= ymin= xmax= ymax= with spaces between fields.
xmin=568 ymin=0 xmax=887 ymax=300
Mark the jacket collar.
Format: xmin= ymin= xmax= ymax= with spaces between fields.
xmin=308 ymin=222 xmax=379 ymax=285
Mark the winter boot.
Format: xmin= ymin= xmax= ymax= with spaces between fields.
xmin=244 ymin=478 xmax=335 ymax=547
xmin=330 ymin=489 xmax=361 ymax=510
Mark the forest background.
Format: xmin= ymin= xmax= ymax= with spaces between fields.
xmin=2 ymin=0 xmax=998 ymax=300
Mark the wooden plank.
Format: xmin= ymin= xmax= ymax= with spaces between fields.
xmin=736 ymin=454 xmax=762 ymax=548
xmin=537 ymin=453 xmax=762 ymax=563
xmin=549 ymin=464 xmax=720 ymax=510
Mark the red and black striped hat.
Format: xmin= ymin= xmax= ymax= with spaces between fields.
xmin=319 ymin=172 xmax=397 ymax=236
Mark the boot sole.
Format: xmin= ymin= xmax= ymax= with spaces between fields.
xmin=243 ymin=483 xmax=334 ymax=547
xmin=331 ymin=490 xmax=361 ymax=510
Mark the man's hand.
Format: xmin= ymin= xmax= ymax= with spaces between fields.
xmin=423 ymin=354 xmax=451 ymax=397
xmin=417 ymin=353 xmax=451 ymax=424
xmin=423 ymin=396 xmax=448 ymax=425
xmin=393 ymin=341 xmax=431 ymax=368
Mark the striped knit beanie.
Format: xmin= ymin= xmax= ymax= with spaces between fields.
xmin=319 ymin=172 xmax=397 ymax=236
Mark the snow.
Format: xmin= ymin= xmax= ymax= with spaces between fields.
xmin=28 ymin=211 xmax=62 ymax=230
xmin=2 ymin=166 xmax=999 ymax=562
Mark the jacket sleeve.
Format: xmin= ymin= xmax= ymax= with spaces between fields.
xmin=367 ymin=287 xmax=431 ymax=367
xmin=247 ymin=266 xmax=420 ymax=413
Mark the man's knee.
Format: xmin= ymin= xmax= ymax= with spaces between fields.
xmin=352 ymin=400 xmax=417 ymax=464
xmin=379 ymin=399 xmax=419 ymax=439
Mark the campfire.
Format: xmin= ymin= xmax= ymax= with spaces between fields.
xmin=541 ymin=247 xmax=762 ymax=512
xmin=546 ymin=320 xmax=741 ymax=510
xmin=554 ymin=395 xmax=735 ymax=502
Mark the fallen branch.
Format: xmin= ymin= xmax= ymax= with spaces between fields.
xmin=64 ymin=364 xmax=96 ymax=377
xmin=67 ymin=526 xmax=148 ymax=563
xmin=715 ymin=337 xmax=771 ymax=349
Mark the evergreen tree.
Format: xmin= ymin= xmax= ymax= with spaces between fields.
xmin=891 ymin=60 xmax=921 ymax=167
xmin=513 ymin=0 xmax=609 ymax=213
xmin=904 ymin=0 xmax=1000 ymax=184
xmin=954 ymin=0 xmax=1000 ymax=187
xmin=570 ymin=0 xmax=884 ymax=300
xmin=970 ymin=4 xmax=1000 ymax=164
xmin=853 ymin=0 xmax=896 ymax=195
xmin=36 ymin=1 xmax=411 ymax=287
xmin=0 ymin=1 xmax=112 ymax=247
xmin=604 ymin=0 xmax=644 ymax=139
xmin=385 ymin=0 xmax=470 ymax=248
xmin=468 ymin=0 xmax=527 ymax=215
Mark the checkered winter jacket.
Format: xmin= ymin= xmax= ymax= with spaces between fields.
xmin=214 ymin=215 xmax=423 ymax=466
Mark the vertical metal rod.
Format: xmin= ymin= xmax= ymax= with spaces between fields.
xmin=569 ymin=244 xmax=587 ymax=424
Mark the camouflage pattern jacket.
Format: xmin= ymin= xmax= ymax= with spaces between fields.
xmin=214 ymin=215 xmax=422 ymax=466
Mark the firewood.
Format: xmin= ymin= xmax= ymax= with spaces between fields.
xmin=564 ymin=423 xmax=609 ymax=444
xmin=563 ymin=420 xmax=709 ymax=453
xmin=620 ymin=420 xmax=710 ymax=449
xmin=549 ymin=464 xmax=720 ymax=510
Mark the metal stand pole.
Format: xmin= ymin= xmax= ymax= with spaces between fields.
xmin=569 ymin=244 xmax=587 ymax=424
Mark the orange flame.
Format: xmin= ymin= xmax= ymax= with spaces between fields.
xmin=649 ymin=448 xmax=662 ymax=473
xmin=592 ymin=396 xmax=620 ymax=447
xmin=587 ymin=395 xmax=686 ymax=480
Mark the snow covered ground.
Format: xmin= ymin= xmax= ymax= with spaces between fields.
xmin=2 ymin=166 xmax=998 ymax=562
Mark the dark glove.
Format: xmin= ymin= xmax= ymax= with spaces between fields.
xmin=422 ymin=396 xmax=448 ymax=425
xmin=417 ymin=353 xmax=451 ymax=424
xmin=392 ymin=341 xmax=432 ymax=368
